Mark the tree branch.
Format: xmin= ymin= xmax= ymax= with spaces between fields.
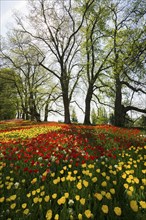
xmin=121 ymin=80 xmax=146 ymax=94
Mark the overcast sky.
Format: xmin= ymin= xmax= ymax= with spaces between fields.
xmin=1 ymin=0 xmax=27 ymax=36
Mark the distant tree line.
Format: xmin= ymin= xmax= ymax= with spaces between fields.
xmin=0 ymin=0 xmax=146 ymax=127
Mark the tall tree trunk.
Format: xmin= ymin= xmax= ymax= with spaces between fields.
xmin=114 ymin=76 xmax=125 ymax=127
xmin=29 ymin=93 xmax=35 ymax=121
xmin=22 ymin=107 xmax=29 ymax=120
xmin=22 ymin=112 xmax=25 ymax=120
xmin=23 ymin=99 xmax=29 ymax=120
xmin=25 ymin=113 xmax=29 ymax=120
xmin=29 ymin=92 xmax=41 ymax=121
xmin=84 ymin=85 xmax=93 ymax=125
xmin=63 ymin=93 xmax=71 ymax=124
xmin=61 ymin=72 xmax=71 ymax=124
xmin=34 ymin=110 xmax=41 ymax=122
xmin=44 ymin=103 xmax=49 ymax=121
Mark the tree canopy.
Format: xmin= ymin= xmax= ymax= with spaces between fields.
xmin=0 ymin=0 xmax=146 ymax=126
xmin=0 ymin=69 xmax=17 ymax=120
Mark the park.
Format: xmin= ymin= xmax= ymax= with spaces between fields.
xmin=0 ymin=0 xmax=146 ymax=219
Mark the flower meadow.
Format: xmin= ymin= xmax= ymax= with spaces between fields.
xmin=0 ymin=121 xmax=146 ymax=220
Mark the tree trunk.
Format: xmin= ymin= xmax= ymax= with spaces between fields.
xmin=29 ymin=92 xmax=41 ymax=122
xmin=34 ymin=111 xmax=41 ymax=122
xmin=22 ymin=107 xmax=29 ymax=120
xmin=29 ymin=92 xmax=34 ymax=120
xmin=84 ymin=85 xmax=93 ymax=125
xmin=61 ymin=73 xmax=71 ymax=124
xmin=114 ymin=76 xmax=125 ymax=127
xmin=63 ymin=93 xmax=71 ymax=124
xmin=22 ymin=112 xmax=25 ymax=120
xmin=44 ymin=103 xmax=49 ymax=121
xmin=31 ymin=105 xmax=41 ymax=122
xmin=17 ymin=111 xmax=20 ymax=119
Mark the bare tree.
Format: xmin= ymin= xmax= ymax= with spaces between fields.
xmin=14 ymin=0 xmax=94 ymax=123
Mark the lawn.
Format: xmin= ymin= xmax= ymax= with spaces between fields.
xmin=0 ymin=120 xmax=146 ymax=220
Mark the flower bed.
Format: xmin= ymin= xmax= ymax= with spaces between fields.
xmin=0 ymin=122 xmax=146 ymax=219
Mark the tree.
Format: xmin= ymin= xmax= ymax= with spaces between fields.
xmin=14 ymin=0 xmax=94 ymax=124
xmin=107 ymin=0 xmax=146 ymax=126
xmin=1 ymin=0 xmax=145 ymax=126
xmin=71 ymin=108 xmax=78 ymax=123
xmin=91 ymin=107 xmax=109 ymax=125
xmin=0 ymin=68 xmax=17 ymax=120
xmin=135 ymin=114 xmax=146 ymax=127
xmin=91 ymin=108 xmax=98 ymax=125
xmin=97 ymin=107 xmax=108 ymax=124
xmin=1 ymin=31 xmax=59 ymax=121
xmin=92 ymin=0 xmax=146 ymax=127
xmin=43 ymin=83 xmax=63 ymax=121
xmin=79 ymin=1 xmax=112 ymax=124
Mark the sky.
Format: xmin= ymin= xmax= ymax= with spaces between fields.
xmin=0 ymin=0 xmax=27 ymax=36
